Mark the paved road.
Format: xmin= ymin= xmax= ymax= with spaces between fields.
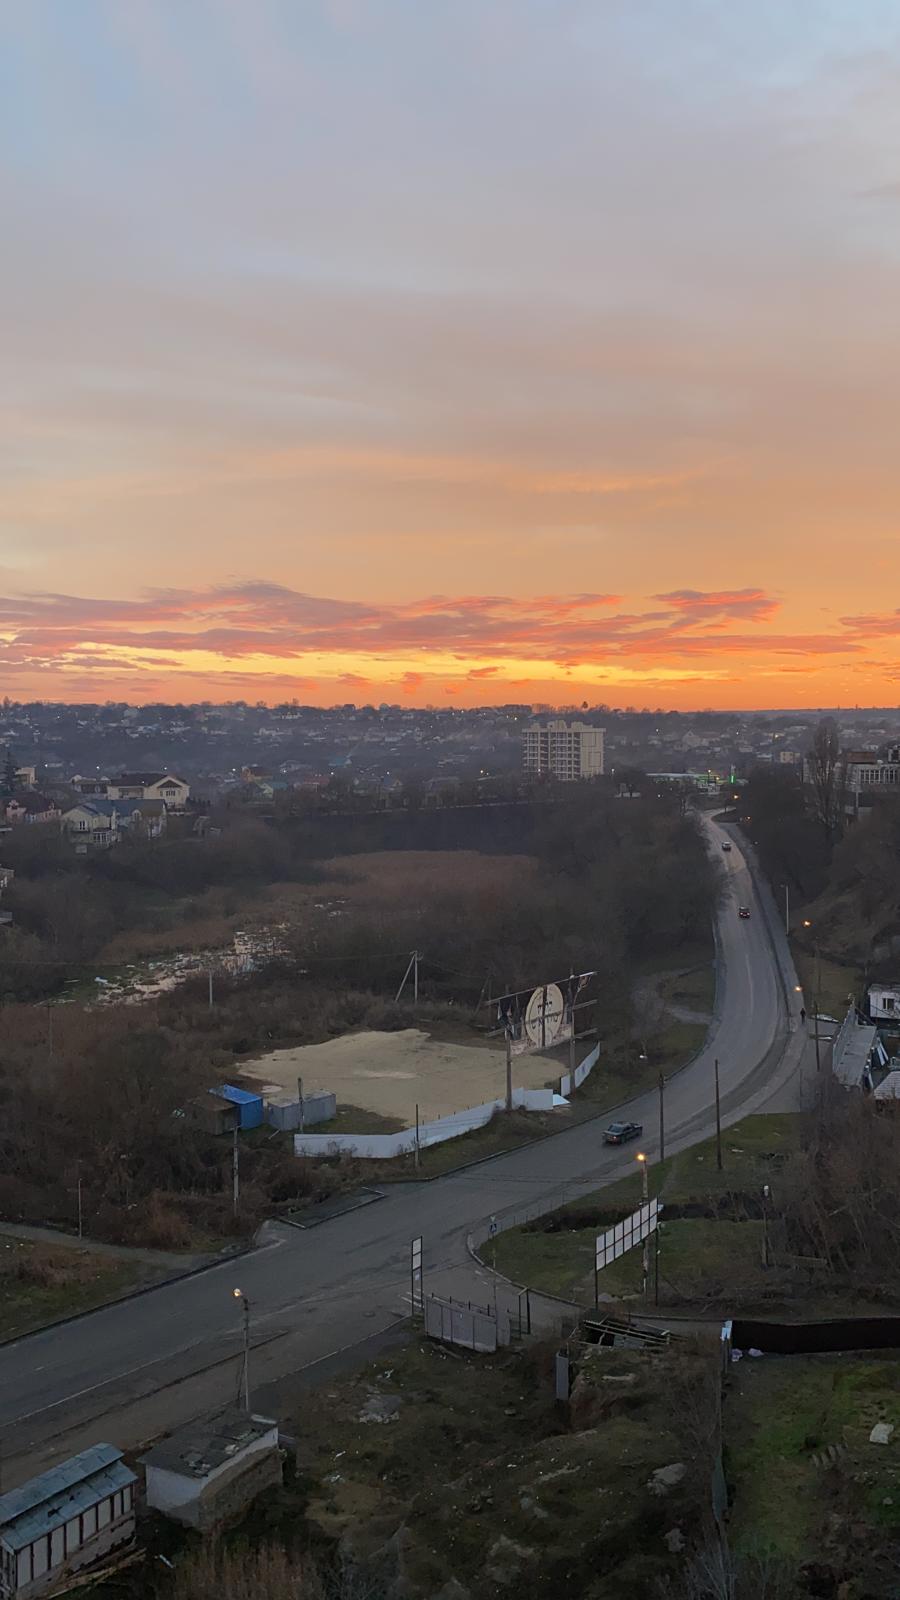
xmin=0 ymin=817 xmax=804 ymax=1484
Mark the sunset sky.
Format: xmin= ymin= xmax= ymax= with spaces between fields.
xmin=3 ymin=1 xmax=900 ymax=708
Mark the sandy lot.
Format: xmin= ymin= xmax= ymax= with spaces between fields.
xmin=239 ymin=1028 xmax=560 ymax=1124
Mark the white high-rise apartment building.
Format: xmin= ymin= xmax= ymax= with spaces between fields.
xmin=523 ymin=720 xmax=605 ymax=781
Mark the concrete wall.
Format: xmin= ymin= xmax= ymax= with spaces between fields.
xmin=293 ymin=1084 xmax=556 ymax=1160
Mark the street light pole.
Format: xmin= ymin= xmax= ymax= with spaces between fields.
xmin=783 ymin=883 xmax=790 ymax=937
xmin=637 ymin=1152 xmax=649 ymax=1300
xmin=233 ymin=1289 xmax=251 ymax=1413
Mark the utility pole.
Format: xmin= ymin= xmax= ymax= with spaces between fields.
xmin=637 ymin=1153 xmax=649 ymax=1300
xmin=395 ymin=950 xmax=419 ymax=1004
xmin=784 ymin=883 xmax=790 ymax=937
xmin=76 ymin=1175 xmax=83 ymax=1240
xmin=714 ymin=1057 xmax=723 ymax=1171
xmin=233 ymin=1290 xmax=251 ymax=1412
xmin=761 ymin=1184 xmax=770 ymax=1268
xmin=297 ymin=1075 xmax=304 ymax=1133
xmin=658 ymin=1073 xmax=665 ymax=1164
xmin=232 ymin=1125 xmax=240 ymax=1217
xmin=414 ymin=1103 xmax=420 ymax=1170
xmin=505 ymin=1030 xmax=513 ymax=1113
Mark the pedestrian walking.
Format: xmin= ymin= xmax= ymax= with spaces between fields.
xmin=800 ymin=1006 xmax=806 ymax=1026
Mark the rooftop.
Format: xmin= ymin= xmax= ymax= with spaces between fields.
xmin=0 ymin=1444 xmax=136 ymax=1552
xmin=217 ymin=1084 xmax=264 ymax=1107
xmin=140 ymin=1409 xmax=277 ymax=1479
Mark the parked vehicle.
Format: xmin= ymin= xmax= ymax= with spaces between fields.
xmin=604 ymin=1120 xmax=643 ymax=1145
xmin=721 ymin=841 xmax=732 ymax=852
xmin=738 ymin=905 xmax=751 ymax=919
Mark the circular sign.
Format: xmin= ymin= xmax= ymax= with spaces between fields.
xmin=524 ymin=984 xmax=565 ymax=1048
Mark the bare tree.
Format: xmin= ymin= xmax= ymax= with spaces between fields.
xmin=806 ymin=717 xmax=846 ymax=843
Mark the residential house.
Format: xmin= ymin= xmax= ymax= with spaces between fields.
xmin=4 ymin=796 xmax=59 ymax=826
xmin=61 ymin=802 xmax=119 ymax=847
xmin=0 ymin=1443 xmax=137 ymax=1600
xmin=868 ymin=983 xmax=900 ymax=1022
xmin=106 ymin=773 xmax=189 ymax=809
xmin=61 ymin=798 xmax=167 ymax=847
xmin=141 ymin=1410 xmax=280 ymax=1532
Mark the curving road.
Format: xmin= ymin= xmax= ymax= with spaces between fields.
xmin=0 ymin=816 xmax=807 ymax=1485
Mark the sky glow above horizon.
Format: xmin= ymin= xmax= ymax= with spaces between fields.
xmin=3 ymin=1 xmax=900 ymax=708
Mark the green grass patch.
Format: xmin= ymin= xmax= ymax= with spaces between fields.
xmin=317 ymin=1103 xmax=407 ymax=1135
xmin=0 ymin=1238 xmax=157 ymax=1340
xmin=726 ymin=1353 xmax=900 ymax=1564
xmin=791 ymin=945 xmax=861 ymax=1020
xmin=491 ymin=1113 xmax=802 ymax=1305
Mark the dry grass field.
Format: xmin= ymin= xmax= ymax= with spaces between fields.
xmin=98 ymin=850 xmax=539 ymax=964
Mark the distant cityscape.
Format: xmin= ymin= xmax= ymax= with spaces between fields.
xmin=1 ymin=701 xmax=900 ymax=808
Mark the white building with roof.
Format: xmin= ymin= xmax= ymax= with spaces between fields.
xmin=0 ymin=1444 xmax=136 ymax=1600
xmin=141 ymin=1410 xmax=280 ymax=1532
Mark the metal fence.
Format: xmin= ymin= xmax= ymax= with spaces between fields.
xmin=424 ymin=1293 xmax=510 ymax=1353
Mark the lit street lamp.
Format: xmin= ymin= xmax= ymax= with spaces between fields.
xmin=636 ymin=1152 xmax=649 ymax=1299
xmin=233 ymin=1288 xmax=251 ymax=1413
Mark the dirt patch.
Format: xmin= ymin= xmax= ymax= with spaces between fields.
xmin=239 ymin=1027 xmax=560 ymax=1124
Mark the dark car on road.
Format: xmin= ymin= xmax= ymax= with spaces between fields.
xmin=738 ymin=905 xmax=751 ymax=919
xmin=603 ymin=1120 xmax=643 ymax=1145
xmin=721 ymin=841 xmax=732 ymax=851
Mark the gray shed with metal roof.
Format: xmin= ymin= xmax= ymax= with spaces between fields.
xmin=0 ymin=1444 xmax=136 ymax=1600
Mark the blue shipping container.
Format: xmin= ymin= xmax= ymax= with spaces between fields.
xmin=217 ymin=1084 xmax=264 ymax=1130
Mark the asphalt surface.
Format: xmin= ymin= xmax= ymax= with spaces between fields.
xmin=0 ymin=816 xmax=805 ymax=1484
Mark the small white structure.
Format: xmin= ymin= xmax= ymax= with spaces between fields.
xmin=869 ymin=983 xmax=900 ymax=1022
xmin=0 ymin=1444 xmax=136 ymax=1600
xmin=874 ymin=1070 xmax=900 ymax=1102
xmin=141 ymin=1410 xmax=280 ymax=1532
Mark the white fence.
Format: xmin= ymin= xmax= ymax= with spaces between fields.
xmin=559 ymin=1042 xmax=600 ymax=1098
xmin=292 ymin=1040 xmax=603 ymax=1161
xmin=293 ymin=1084 xmax=556 ymax=1160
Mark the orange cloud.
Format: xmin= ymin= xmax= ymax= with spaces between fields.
xmin=0 ymin=580 xmax=888 ymax=708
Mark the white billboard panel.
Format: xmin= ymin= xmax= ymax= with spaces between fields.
xmin=524 ymin=983 xmax=565 ymax=1048
xmin=595 ymin=1197 xmax=659 ymax=1272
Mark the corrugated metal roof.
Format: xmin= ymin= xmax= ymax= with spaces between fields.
xmin=217 ymin=1084 xmax=262 ymax=1107
xmin=0 ymin=1448 xmax=136 ymax=1553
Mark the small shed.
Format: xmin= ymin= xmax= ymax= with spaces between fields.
xmin=265 ymin=1091 xmax=336 ymax=1132
xmin=874 ymin=1070 xmax=900 ymax=1102
xmin=0 ymin=1443 xmax=136 ymax=1600
xmin=194 ymin=1091 xmax=239 ymax=1136
xmin=217 ymin=1085 xmax=264 ymax=1130
xmin=141 ymin=1410 xmax=280 ymax=1532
